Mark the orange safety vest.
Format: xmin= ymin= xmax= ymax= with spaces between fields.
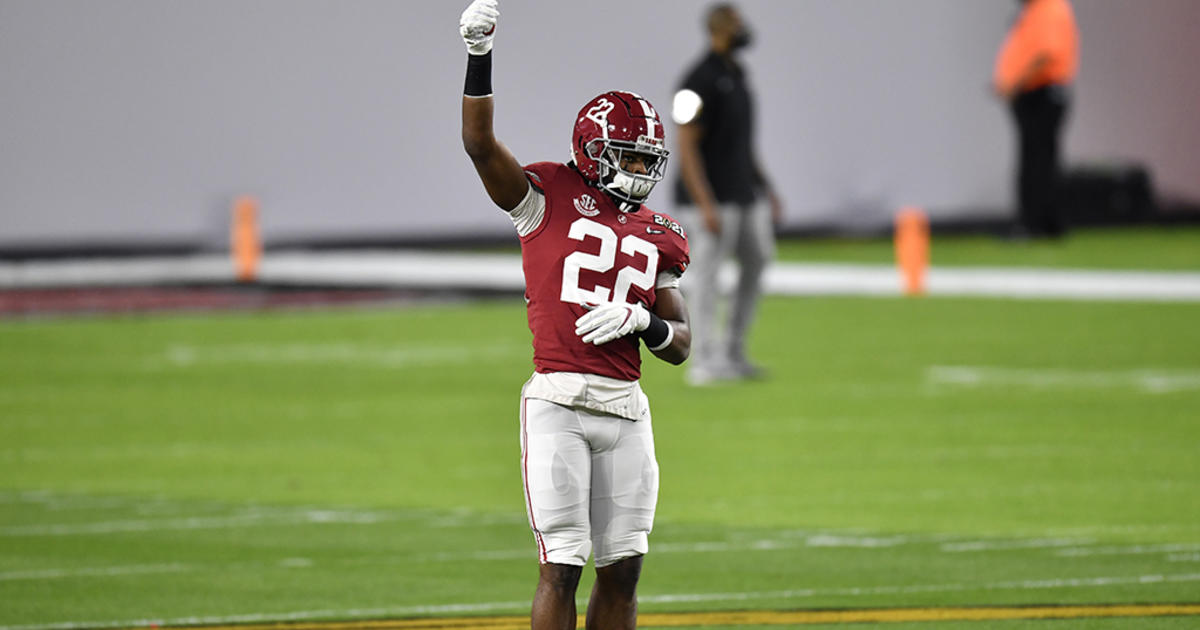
xmin=993 ymin=0 xmax=1079 ymax=95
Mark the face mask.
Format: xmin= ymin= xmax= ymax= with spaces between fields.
xmin=732 ymin=28 xmax=753 ymax=50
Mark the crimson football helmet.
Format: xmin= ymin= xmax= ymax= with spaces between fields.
xmin=571 ymin=91 xmax=669 ymax=207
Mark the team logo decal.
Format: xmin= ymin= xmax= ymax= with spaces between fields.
xmin=573 ymin=194 xmax=600 ymax=217
xmin=585 ymin=98 xmax=615 ymax=128
xmin=617 ymin=214 xmax=627 ymax=224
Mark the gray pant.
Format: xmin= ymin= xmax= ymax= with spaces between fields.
xmin=675 ymin=200 xmax=775 ymax=377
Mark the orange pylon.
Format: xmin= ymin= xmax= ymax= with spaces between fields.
xmin=231 ymin=196 xmax=262 ymax=283
xmin=894 ymin=207 xmax=929 ymax=296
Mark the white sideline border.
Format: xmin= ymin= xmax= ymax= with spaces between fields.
xmin=3 ymin=252 xmax=1200 ymax=302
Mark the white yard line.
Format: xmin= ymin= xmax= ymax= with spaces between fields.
xmin=0 ymin=509 xmax=389 ymax=537
xmin=0 ymin=491 xmax=201 ymax=514
xmin=1056 ymin=543 xmax=1200 ymax=557
xmin=0 ymin=564 xmax=190 ymax=582
xmin=3 ymin=572 xmax=1198 ymax=630
xmin=656 ymin=534 xmax=921 ymax=554
xmin=156 ymin=342 xmax=523 ymax=368
xmin=940 ymin=537 xmax=1094 ymax=553
xmin=416 ymin=535 xmax=918 ymax=563
xmin=0 ymin=600 xmax=533 ymax=630
xmin=421 ymin=533 xmax=1170 ymax=564
xmin=927 ymin=365 xmax=1200 ymax=394
xmin=0 ymin=496 xmax=1172 ymax=558
xmin=1017 ymin=523 xmax=1194 ymax=537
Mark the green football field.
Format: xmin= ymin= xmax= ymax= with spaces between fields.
xmin=2 ymin=230 xmax=1200 ymax=629
xmin=773 ymin=225 xmax=1200 ymax=269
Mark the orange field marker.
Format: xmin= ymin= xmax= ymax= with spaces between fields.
xmin=231 ymin=196 xmax=262 ymax=283
xmin=894 ymin=206 xmax=929 ymax=296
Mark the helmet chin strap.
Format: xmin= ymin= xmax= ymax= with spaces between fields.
xmin=604 ymin=177 xmax=650 ymax=211
xmin=613 ymin=172 xmax=654 ymax=197
xmin=613 ymin=197 xmax=640 ymax=213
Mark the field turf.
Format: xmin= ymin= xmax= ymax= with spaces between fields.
xmin=2 ymin=235 xmax=1199 ymax=628
xmin=773 ymin=225 xmax=1200 ymax=269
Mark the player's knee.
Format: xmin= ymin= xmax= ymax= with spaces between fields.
xmin=594 ymin=554 xmax=643 ymax=596
xmin=539 ymin=562 xmax=583 ymax=593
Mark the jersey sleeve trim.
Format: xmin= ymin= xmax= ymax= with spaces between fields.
xmin=518 ymin=163 xmax=564 ymax=242
xmin=655 ymin=269 xmax=681 ymax=290
xmin=508 ymin=183 xmax=546 ymax=238
xmin=525 ymin=169 xmax=545 ymax=194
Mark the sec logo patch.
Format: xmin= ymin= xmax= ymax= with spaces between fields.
xmin=573 ymin=194 xmax=600 ymax=217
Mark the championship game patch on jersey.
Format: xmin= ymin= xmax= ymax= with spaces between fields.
xmin=652 ymin=214 xmax=686 ymax=239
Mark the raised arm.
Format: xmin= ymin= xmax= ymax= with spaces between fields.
xmin=459 ymin=0 xmax=528 ymax=211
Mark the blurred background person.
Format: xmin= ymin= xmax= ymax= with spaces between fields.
xmin=994 ymin=0 xmax=1079 ymax=239
xmin=672 ymin=3 xmax=782 ymax=386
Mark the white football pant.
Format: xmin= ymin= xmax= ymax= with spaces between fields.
xmin=519 ymin=396 xmax=659 ymax=567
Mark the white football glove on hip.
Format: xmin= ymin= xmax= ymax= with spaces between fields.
xmin=575 ymin=302 xmax=651 ymax=346
xmin=460 ymin=0 xmax=499 ymax=55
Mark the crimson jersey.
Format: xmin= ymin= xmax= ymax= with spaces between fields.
xmin=519 ymin=162 xmax=689 ymax=381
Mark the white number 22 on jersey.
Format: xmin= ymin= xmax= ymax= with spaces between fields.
xmin=560 ymin=218 xmax=658 ymax=305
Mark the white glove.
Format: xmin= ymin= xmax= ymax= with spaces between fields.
xmin=574 ymin=302 xmax=651 ymax=346
xmin=459 ymin=0 xmax=499 ymax=55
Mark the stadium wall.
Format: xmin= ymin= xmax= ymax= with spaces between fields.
xmin=2 ymin=0 xmax=1198 ymax=250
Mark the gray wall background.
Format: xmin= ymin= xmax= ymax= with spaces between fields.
xmin=2 ymin=0 xmax=1198 ymax=248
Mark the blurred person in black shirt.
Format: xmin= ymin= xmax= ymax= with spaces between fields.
xmin=994 ymin=0 xmax=1079 ymax=239
xmin=672 ymin=3 xmax=782 ymax=385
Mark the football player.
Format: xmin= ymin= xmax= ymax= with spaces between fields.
xmin=459 ymin=1 xmax=691 ymax=628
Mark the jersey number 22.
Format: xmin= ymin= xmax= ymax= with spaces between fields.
xmin=560 ymin=217 xmax=658 ymax=306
